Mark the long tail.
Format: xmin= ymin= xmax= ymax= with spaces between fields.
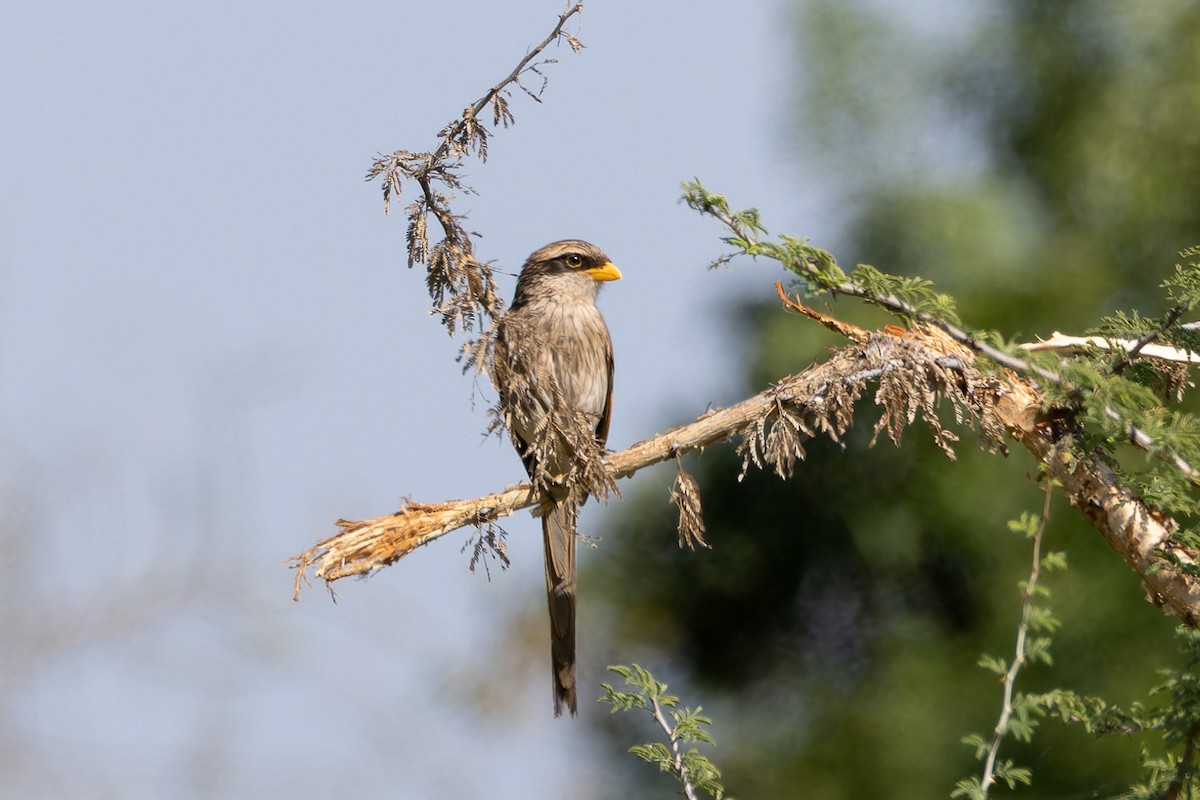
xmin=543 ymin=502 xmax=577 ymax=717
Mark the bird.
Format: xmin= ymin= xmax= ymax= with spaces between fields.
xmin=494 ymin=239 xmax=621 ymax=717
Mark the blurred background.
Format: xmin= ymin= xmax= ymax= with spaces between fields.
xmin=1 ymin=1 xmax=1198 ymax=798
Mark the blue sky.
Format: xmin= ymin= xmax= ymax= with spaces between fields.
xmin=0 ymin=2 xmax=824 ymax=797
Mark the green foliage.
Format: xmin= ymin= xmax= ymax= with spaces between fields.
xmin=1026 ymin=628 xmax=1200 ymax=798
xmin=672 ymin=187 xmax=1200 ymax=796
xmin=1161 ymin=256 xmax=1200 ymax=309
xmin=601 ymin=665 xmax=729 ymax=800
xmin=597 ymin=5 xmax=1200 ymax=799
xmin=691 ymin=174 xmax=1200 ymax=538
xmin=952 ymin=765 xmax=1032 ymax=800
xmin=680 ymin=180 xmax=769 ymax=271
xmin=954 ymin=501 xmax=1060 ymax=798
xmin=1031 ymin=688 xmax=1143 ymax=737
xmin=849 ymin=263 xmax=961 ymax=326
xmin=685 ymin=178 xmax=962 ymax=326
xmin=1040 ymin=249 xmax=1200 ymax=544
xmin=1092 ymin=249 xmax=1200 ymax=371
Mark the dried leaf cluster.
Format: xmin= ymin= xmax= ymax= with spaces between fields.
xmin=737 ymin=321 xmax=1007 ymax=484
xmin=464 ymin=521 xmax=510 ymax=578
xmin=670 ymin=455 xmax=708 ymax=550
xmin=363 ymin=1 xmax=585 ymax=343
xmin=357 ymin=3 xmax=592 ymax=569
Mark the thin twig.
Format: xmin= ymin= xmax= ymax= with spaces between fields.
xmin=366 ymin=2 xmax=586 ymax=335
xmin=649 ymin=695 xmax=699 ymax=800
xmin=704 ymin=201 xmax=1052 ymax=377
xmin=441 ymin=1 xmax=584 ymax=163
xmin=980 ymin=486 xmax=1053 ymax=796
xmin=1102 ymin=405 xmax=1200 ymax=483
xmin=1111 ymin=301 xmax=1192 ymax=375
xmin=732 ymin=217 xmax=1200 ymax=483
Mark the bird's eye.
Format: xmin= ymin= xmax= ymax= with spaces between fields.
xmin=565 ymin=254 xmax=584 ymax=268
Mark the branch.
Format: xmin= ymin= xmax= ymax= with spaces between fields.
xmin=649 ymin=694 xmax=700 ymax=800
xmin=687 ymin=187 xmax=1200 ymax=485
xmin=291 ymin=304 xmax=1003 ymax=596
xmin=1111 ymin=298 xmax=1193 ymax=375
xmin=993 ymin=370 xmax=1200 ymax=626
xmin=980 ymin=487 xmax=1053 ymax=795
xmin=684 ymin=183 xmax=1052 ymax=380
xmin=292 ymin=331 xmax=920 ymax=595
xmin=364 ymin=1 xmax=586 ymax=336
xmin=830 ymin=275 xmax=1200 ymax=482
xmin=1021 ymin=332 xmax=1200 ymax=366
xmin=290 ymin=292 xmax=1200 ymax=627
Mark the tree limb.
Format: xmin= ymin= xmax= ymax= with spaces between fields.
xmin=290 ymin=290 xmax=1200 ymax=626
xmin=995 ymin=382 xmax=1200 ymax=624
xmin=364 ymin=1 xmax=586 ymax=336
xmin=686 ymin=186 xmax=1200 ymax=485
xmin=1021 ymin=332 xmax=1200 ymax=366
xmin=291 ymin=337 xmax=899 ymax=597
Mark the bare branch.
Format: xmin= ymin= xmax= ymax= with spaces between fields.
xmin=365 ymin=1 xmax=587 ymax=337
xmin=291 ymin=297 xmax=1200 ymax=627
xmin=292 ymin=324 xmax=985 ymax=594
xmin=980 ymin=486 xmax=1053 ymax=795
xmin=440 ymin=1 xmax=584 ymax=164
xmin=1021 ymin=332 xmax=1200 ymax=366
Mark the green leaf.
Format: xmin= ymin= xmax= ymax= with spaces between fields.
xmin=978 ymin=654 xmax=1008 ymax=675
xmin=951 ymin=777 xmax=985 ymax=800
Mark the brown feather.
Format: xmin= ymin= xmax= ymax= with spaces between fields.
xmin=543 ymin=504 xmax=577 ymax=715
xmin=495 ymin=239 xmax=618 ymax=717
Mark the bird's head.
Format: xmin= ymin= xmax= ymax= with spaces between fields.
xmin=512 ymin=239 xmax=621 ymax=306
